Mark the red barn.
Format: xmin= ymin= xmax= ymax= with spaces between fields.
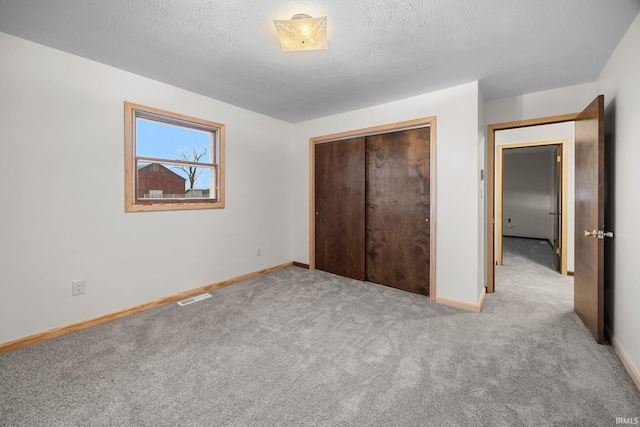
xmin=137 ymin=163 xmax=186 ymax=199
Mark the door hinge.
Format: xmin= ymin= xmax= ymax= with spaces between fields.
xmin=557 ymin=155 xmax=562 ymax=163
xmin=556 ymin=248 xmax=560 ymax=255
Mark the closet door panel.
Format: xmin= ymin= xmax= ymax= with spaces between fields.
xmin=365 ymin=128 xmax=430 ymax=295
xmin=315 ymin=138 xmax=366 ymax=280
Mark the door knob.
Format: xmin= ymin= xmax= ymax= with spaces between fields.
xmin=585 ymin=229 xmax=614 ymax=239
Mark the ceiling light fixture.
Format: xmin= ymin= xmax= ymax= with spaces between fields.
xmin=273 ymin=14 xmax=328 ymax=52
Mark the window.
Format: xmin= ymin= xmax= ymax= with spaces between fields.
xmin=124 ymin=102 xmax=225 ymax=212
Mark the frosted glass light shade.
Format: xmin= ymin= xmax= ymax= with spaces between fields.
xmin=273 ymin=15 xmax=328 ymax=52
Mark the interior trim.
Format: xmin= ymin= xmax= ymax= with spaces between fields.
xmin=123 ymin=101 xmax=226 ymax=212
xmin=495 ymin=139 xmax=569 ymax=275
xmin=309 ymin=117 xmax=437 ymax=301
xmin=606 ymin=326 xmax=640 ymax=391
xmin=0 ymin=262 xmax=293 ymax=355
xmin=486 ymin=113 xmax=579 ymax=292
xmin=436 ymin=287 xmax=486 ymax=313
xmin=292 ymin=262 xmax=310 ymax=269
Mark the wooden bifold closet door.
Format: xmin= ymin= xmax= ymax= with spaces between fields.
xmin=314 ymin=127 xmax=430 ymax=296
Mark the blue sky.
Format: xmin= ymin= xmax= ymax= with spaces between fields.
xmin=136 ymin=118 xmax=213 ymax=190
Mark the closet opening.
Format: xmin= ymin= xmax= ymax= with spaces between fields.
xmin=308 ymin=117 xmax=437 ymax=300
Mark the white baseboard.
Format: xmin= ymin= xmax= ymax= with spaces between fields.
xmin=605 ymin=325 xmax=640 ymax=391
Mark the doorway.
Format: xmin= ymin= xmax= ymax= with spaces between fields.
xmin=486 ymin=96 xmax=607 ymax=345
xmin=485 ymin=114 xmax=579 ymax=293
xmin=496 ymin=140 xmax=569 ymax=275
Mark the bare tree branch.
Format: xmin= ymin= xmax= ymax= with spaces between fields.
xmin=173 ymin=146 xmax=207 ymax=189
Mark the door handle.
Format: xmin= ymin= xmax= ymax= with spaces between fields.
xmin=584 ymin=229 xmax=598 ymax=238
xmin=584 ymin=229 xmax=614 ymax=239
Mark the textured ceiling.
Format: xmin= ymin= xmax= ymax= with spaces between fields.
xmin=1 ymin=0 xmax=638 ymax=123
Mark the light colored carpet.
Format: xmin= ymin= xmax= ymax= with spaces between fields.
xmin=1 ymin=239 xmax=638 ymax=426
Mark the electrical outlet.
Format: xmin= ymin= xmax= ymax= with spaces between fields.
xmin=72 ymin=280 xmax=85 ymax=296
xmin=256 ymin=246 xmax=262 ymax=256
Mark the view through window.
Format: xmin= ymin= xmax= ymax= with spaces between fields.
xmin=124 ymin=102 xmax=225 ymax=211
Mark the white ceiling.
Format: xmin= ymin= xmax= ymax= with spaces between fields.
xmin=1 ymin=0 xmax=638 ymax=123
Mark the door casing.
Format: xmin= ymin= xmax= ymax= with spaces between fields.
xmin=486 ymin=114 xmax=579 ymax=292
xmin=495 ymin=140 xmax=569 ymax=275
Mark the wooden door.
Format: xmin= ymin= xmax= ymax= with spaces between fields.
xmin=574 ymin=95 xmax=605 ymax=344
xmin=553 ymin=145 xmax=562 ymax=272
xmin=365 ymin=128 xmax=431 ymax=295
xmin=314 ymin=138 xmax=366 ymax=280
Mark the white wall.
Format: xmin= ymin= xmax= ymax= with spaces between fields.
xmin=0 ymin=33 xmax=294 ymax=344
xmin=494 ymin=123 xmax=575 ymax=272
xmin=502 ymin=149 xmax=555 ymax=240
xmin=291 ymin=82 xmax=483 ymax=305
xmin=485 ymin=82 xmax=598 ymax=125
xmin=596 ymin=12 xmax=640 ymax=382
xmin=478 ymin=87 xmax=486 ymax=292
